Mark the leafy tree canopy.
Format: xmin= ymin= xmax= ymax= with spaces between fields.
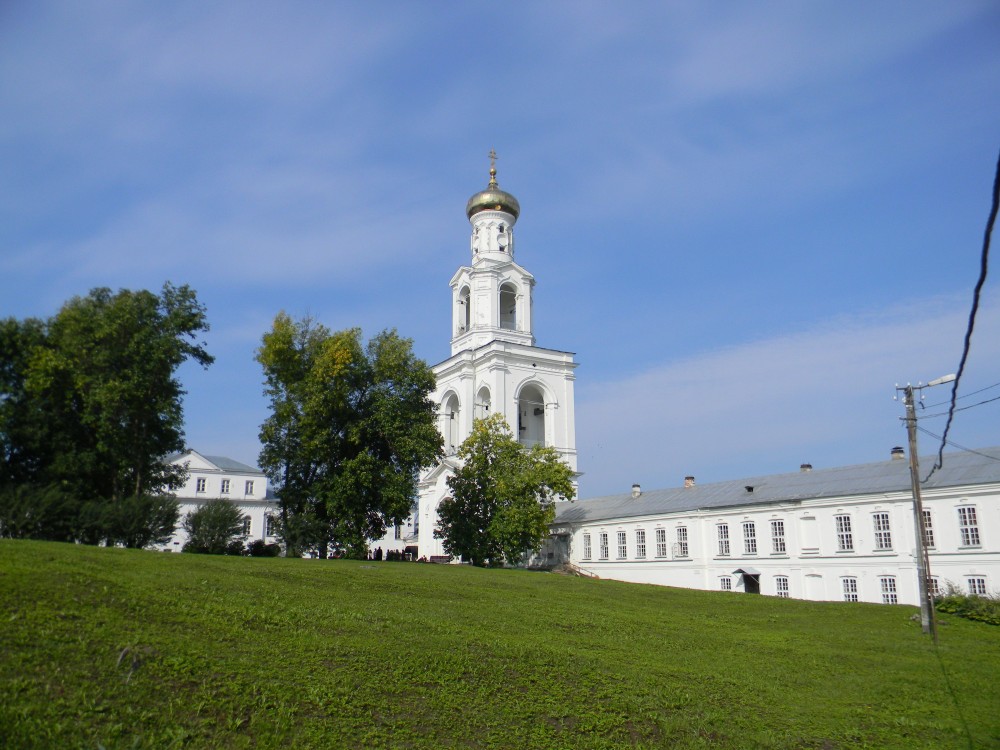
xmin=436 ymin=414 xmax=575 ymax=567
xmin=256 ymin=314 xmax=442 ymax=558
xmin=0 ymin=283 xmax=211 ymax=545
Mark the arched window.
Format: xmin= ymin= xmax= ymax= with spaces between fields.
xmin=499 ymin=283 xmax=517 ymax=330
xmin=458 ymin=286 xmax=471 ymax=332
xmin=442 ymin=393 xmax=460 ymax=454
xmin=517 ymin=383 xmax=546 ymax=448
xmin=475 ymin=386 xmax=491 ymax=419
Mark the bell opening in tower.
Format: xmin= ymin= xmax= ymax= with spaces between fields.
xmin=499 ymin=283 xmax=517 ymax=331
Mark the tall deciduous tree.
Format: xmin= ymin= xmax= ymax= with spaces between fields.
xmin=436 ymin=414 xmax=575 ymax=567
xmin=256 ymin=314 xmax=441 ymax=557
xmin=0 ymin=283 xmax=211 ymax=545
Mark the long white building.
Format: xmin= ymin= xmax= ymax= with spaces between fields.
xmin=550 ymin=446 xmax=1000 ymax=605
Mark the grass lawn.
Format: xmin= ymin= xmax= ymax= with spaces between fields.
xmin=1 ymin=540 xmax=998 ymax=749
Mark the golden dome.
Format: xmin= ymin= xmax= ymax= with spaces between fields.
xmin=466 ymin=152 xmax=520 ymax=220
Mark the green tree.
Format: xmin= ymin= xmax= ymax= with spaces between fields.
xmin=0 ymin=284 xmax=212 ymax=544
xmin=256 ymin=314 xmax=442 ymax=558
xmin=436 ymin=414 xmax=575 ymax=567
xmin=182 ymin=498 xmax=246 ymax=554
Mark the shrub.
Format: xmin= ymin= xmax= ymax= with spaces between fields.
xmin=935 ymin=584 xmax=1000 ymax=626
xmin=182 ymin=499 xmax=245 ymax=555
xmin=246 ymin=539 xmax=281 ymax=557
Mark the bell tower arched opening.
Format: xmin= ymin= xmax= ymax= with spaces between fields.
xmin=458 ymin=285 xmax=471 ymax=333
xmin=442 ymin=393 xmax=460 ymax=455
xmin=517 ymin=383 xmax=546 ymax=448
xmin=475 ymin=386 xmax=491 ymax=420
xmin=500 ymin=283 xmax=517 ymax=331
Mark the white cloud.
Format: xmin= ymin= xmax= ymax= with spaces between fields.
xmin=577 ymin=294 xmax=1000 ymax=497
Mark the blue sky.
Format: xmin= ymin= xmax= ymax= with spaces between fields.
xmin=2 ymin=2 xmax=999 ymax=498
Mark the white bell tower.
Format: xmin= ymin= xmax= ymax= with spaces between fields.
xmin=417 ymin=152 xmax=579 ymax=559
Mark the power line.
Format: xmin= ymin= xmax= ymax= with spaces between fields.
xmin=924 ymin=148 xmax=999 ymax=483
xmin=915 ymin=393 xmax=1000 ymax=419
xmin=920 ymin=379 xmax=1000 ymax=409
xmin=915 ymin=426 xmax=1000 ymax=463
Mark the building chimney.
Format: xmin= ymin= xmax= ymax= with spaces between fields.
xmin=684 ymin=476 xmax=695 ymax=488
xmin=800 ymin=463 xmax=812 ymax=472
xmin=891 ymin=446 xmax=905 ymax=461
xmin=631 ymin=483 xmax=641 ymax=498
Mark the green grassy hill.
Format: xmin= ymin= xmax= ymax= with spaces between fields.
xmin=1 ymin=541 xmax=998 ymax=749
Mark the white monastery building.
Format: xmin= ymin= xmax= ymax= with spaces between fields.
xmin=413 ymin=155 xmax=579 ymax=559
xmin=549 ymin=446 xmax=1000 ymax=606
xmin=165 ymin=158 xmax=999 ymax=611
xmin=160 ymin=450 xmax=277 ymax=551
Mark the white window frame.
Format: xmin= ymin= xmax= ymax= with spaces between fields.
xmin=675 ymin=526 xmax=689 ymax=558
xmin=599 ymin=532 xmax=609 ymax=560
xmin=775 ymin=576 xmax=789 ymax=598
xmin=582 ymin=533 xmax=592 ymax=560
xmin=616 ymin=530 xmax=627 ymax=560
xmin=221 ymin=479 xmax=230 ymax=494
xmin=717 ymin=524 xmax=730 ymax=557
xmin=655 ymin=528 xmax=668 ymax=558
xmin=720 ymin=576 xmax=732 ymax=591
xmin=770 ymin=519 xmax=786 ymax=554
xmin=968 ymin=577 xmax=988 ymax=596
xmin=842 ymin=577 xmax=859 ymax=602
xmin=958 ymin=506 xmax=981 ymax=547
xmin=743 ymin=521 xmax=757 ymax=555
xmin=922 ymin=509 xmax=935 ymax=549
xmin=872 ymin=512 xmax=892 ymax=550
xmin=265 ymin=514 xmax=276 ymax=537
xmin=880 ymin=576 xmax=898 ymax=604
xmin=635 ymin=529 xmax=646 ymax=559
xmin=241 ymin=516 xmax=251 ymax=537
xmin=245 ymin=480 xmax=255 ymax=495
xmin=835 ymin=514 xmax=854 ymax=551
xmin=195 ymin=477 xmax=206 ymax=493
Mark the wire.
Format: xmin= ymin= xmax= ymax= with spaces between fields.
xmin=923 ymin=148 xmax=999 ymax=483
xmin=916 ymin=426 xmax=1000 ymax=462
xmin=920 ymin=379 xmax=1000 ymax=409
xmin=915 ymin=393 xmax=1000 ymax=419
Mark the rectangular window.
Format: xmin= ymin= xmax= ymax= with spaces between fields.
xmin=394 ymin=523 xmax=402 ymax=540
xmin=599 ymin=532 xmax=609 ymax=560
xmin=245 ymin=480 xmax=255 ymax=495
xmin=835 ymin=515 xmax=854 ymax=551
xmin=922 ymin=509 xmax=935 ymax=548
xmin=775 ymin=576 xmax=789 ymax=598
xmin=720 ymin=577 xmax=732 ymax=591
xmin=582 ymin=533 xmax=592 ymax=560
xmin=743 ymin=522 xmax=757 ymax=555
xmin=968 ymin=577 xmax=988 ymax=596
xmin=717 ymin=524 xmax=730 ymax=556
xmin=655 ymin=528 xmax=668 ymax=557
xmin=928 ymin=577 xmax=940 ymax=597
xmin=195 ymin=477 xmax=206 ymax=493
xmin=880 ymin=576 xmax=898 ymax=604
xmin=958 ymin=507 xmax=981 ymax=547
xmin=265 ymin=514 xmax=276 ymax=537
xmin=770 ymin=519 xmax=786 ymax=553
xmin=635 ymin=529 xmax=646 ymax=559
xmin=221 ymin=479 xmax=230 ymax=494
xmin=241 ymin=516 xmax=251 ymax=537
xmin=616 ymin=530 xmax=627 ymax=559
xmin=676 ymin=527 xmax=689 ymax=557
xmin=872 ymin=512 xmax=892 ymax=550
xmin=842 ymin=577 xmax=859 ymax=602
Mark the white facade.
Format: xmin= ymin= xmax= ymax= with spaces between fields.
xmin=552 ymin=448 xmax=1000 ymax=606
xmin=160 ymin=450 xmax=278 ymax=551
xmin=413 ymin=159 xmax=578 ymax=559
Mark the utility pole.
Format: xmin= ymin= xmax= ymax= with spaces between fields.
xmin=896 ymin=374 xmax=953 ymax=642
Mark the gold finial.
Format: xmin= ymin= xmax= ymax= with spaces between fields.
xmin=488 ymin=148 xmax=498 ymax=187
